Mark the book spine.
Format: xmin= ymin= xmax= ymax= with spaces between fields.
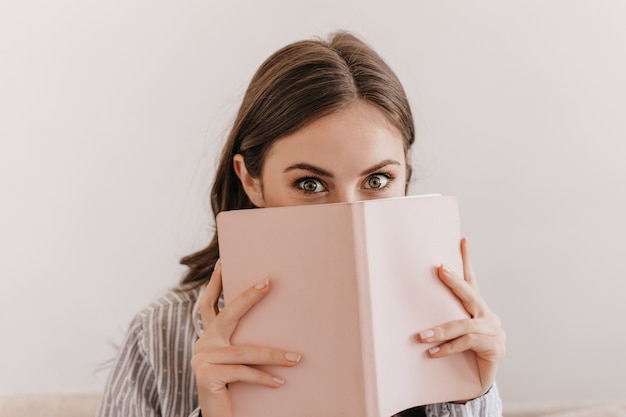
xmin=351 ymin=203 xmax=379 ymax=417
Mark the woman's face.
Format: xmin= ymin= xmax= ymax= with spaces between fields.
xmin=234 ymin=100 xmax=407 ymax=208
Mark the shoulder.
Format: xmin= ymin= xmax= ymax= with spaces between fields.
xmin=137 ymin=286 xmax=201 ymax=320
xmin=130 ymin=286 xmax=202 ymax=353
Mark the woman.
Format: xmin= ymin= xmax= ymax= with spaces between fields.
xmin=97 ymin=31 xmax=505 ymax=417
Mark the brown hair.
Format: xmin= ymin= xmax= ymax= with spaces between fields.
xmin=179 ymin=31 xmax=415 ymax=288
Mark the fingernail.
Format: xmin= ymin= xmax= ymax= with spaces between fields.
xmin=429 ymin=346 xmax=440 ymax=355
xmin=285 ymin=352 xmax=302 ymax=363
xmin=273 ymin=376 xmax=285 ymax=385
xmin=420 ymin=329 xmax=435 ymax=339
xmin=255 ymin=278 xmax=269 ymax=289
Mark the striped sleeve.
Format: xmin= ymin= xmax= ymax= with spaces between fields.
xmin=96 ymin=314 xmax=162 ymax=417
xmin=424 ymin=385 xmax=503 ymax=417
xmin=97 ymin=289 xmax=201 ymax=417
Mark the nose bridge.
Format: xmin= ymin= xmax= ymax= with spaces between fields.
xmin=330 ymin=185 xmax=358 ymax=204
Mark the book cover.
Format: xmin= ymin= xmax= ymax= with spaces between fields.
xmin=217 ymin=195 xmax=482 ymax=417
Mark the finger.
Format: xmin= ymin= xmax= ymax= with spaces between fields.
xmin=201 ymin=345 xmax=302 ymax=367
xmin=427 ymin=333 xmax=505 ymax=362
xmin=437 ymin=264 xmax=486 ymax=318
xmin=417 ymin=317 xmax=500 ymax=344
xmin=460 ymin=237 xmax=478 ymax=289
xmin=200 ymin=260 xmax=223 ymax=328
xmin=193 ymin=360 xmax=288 ymax=389
xmin=209 ymin=278 xmax=271 ymax=341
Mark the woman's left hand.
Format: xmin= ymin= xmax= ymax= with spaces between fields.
xmin=417 ymin=238 xmax=506 ymax=399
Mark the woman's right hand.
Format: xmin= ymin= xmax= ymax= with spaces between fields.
xmin=191 ymin=260 xmax=302 ymax=417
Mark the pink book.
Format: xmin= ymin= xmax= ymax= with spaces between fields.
xmin=217 ymin=195 xmax=482 ymax=417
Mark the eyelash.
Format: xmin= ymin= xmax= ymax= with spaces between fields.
xmin=294 ymin=171 xmax=395 ymax=194
xmin=364 ymin=171 xmax=394 ymax=190
xmin=295 ymin=177 xmax=327 ymax=194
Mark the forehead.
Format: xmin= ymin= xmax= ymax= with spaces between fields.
xmin=263 ymin=101 xmax=406 ymax=172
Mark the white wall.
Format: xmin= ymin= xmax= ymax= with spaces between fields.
xmin=1 ymin=0 xmax=625 ymax=406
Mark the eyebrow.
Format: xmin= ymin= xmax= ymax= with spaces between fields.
xmin=283 ymin=159 xmax=401 ymax=177
xmin=283 ymin=163 xmax=332 ymax=177
xmin=359 ymin=159 xmax=402 ymax=176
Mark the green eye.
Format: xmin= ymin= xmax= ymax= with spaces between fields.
xmin=297 ymin=178 xmax=326 ymax=193
xmin=365 ymin=174 xmax=389 ymax=189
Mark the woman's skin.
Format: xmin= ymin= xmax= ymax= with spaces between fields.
xmin=191 ymin=100 xmax=506 ymax=416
